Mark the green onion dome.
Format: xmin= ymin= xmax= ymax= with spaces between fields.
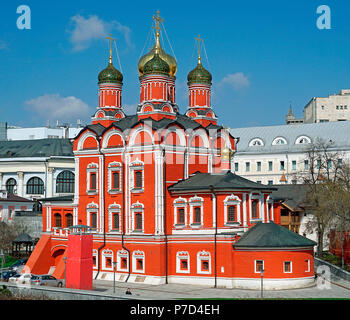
xmin=187 ymin=59 xmax=212 ymax=85
xmin=143 ymin=52 xmax=170 ymax=76
xmin=98 ymin=62 xmax=123 ymax=84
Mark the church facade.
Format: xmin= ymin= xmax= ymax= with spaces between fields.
xmin=26 ymin=13 xmax=316 ymax=290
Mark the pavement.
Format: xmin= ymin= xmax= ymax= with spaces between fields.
xmin=91 ymin=274 xmax=350 ymax=300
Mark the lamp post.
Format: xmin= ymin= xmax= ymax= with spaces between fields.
xmin=260 ymin=269 xmax=264 ymax=299
xmin=113 ymin=261 xmax=117 ymax=294
xmin=63 ymin=257 xmax=67 ymax=288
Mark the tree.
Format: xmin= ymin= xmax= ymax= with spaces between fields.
xmin=296 ymin=138 xmax=347 ymax=257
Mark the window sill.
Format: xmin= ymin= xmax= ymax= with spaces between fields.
xmin=87 ymin=190 xmax=98 ymax=195
xmin=131 ymin=188 xmax=144 ymax=193
xmin=190 ymin=223 xmax=203 ymax=228
xmin=108 ymin=189 xmax=121 ymax=194
xmin=225 ymin=222 xmax=241 ymax=226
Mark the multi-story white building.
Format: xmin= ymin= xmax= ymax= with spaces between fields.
xmin=0 ymin=139 xmax=75 ymax=200
xmin=303 ymin=89 xmax=350 ymax=123
xmin=229 ymin=120 xmax=350 ymax=185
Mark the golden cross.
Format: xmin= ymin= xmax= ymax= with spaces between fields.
xmin=195 ymin=34 xmax=204 ymax=63
xmin=152 ymin=10 xmax=163 ymax=35
xmin=106 ymin=33 xmax=115 ymax=63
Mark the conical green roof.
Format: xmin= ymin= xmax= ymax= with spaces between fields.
xmin=187 ymin=61 xmax=212 ymax=85
xmin=143 ymin=52 xmax=170 ymax=76
xmin=98 ymin=62 xmax=123 ymax=84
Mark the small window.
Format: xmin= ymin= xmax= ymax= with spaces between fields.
xmin=257 ymin=161 xmax=261 ymax=172
xmin=268 ymin=180 xmax=273 ymax=185
xmin=135 ymin=213 xmax=142 ymax=231
xmin=234 ymin=162 xmax=239 ymax=172
xmin=121 ymin=258 xmax=127 ymax=269
xmin=280 ymin=161 xmax=285 ymax=171
xmin=93 ymin=256 xmax=97 ymax=267
xmin=228 ymin=206 xmax=236 ymax=223
xmin=66 ymin=213 xmax=73 ymax=228
xmin=255 ymin=260 xmax=264 ymax=273
xmin=90 ymin=173 xmax=97 ymax=191
xmin=252 ymin=200 xmax=259 ymax=219
xmin=112 ymin=171 xmax=120 ymax=190
xmin=54 ymin=213 xmax=62 ymax=228
xmin=268 ymin=161 xmax=273 ymax=171
xmin=304 ymin=160 xmax=309 ymax=170
xmin=178 ymin=208 xmax=185 ymax=224
xmin=284 ymin=261 xmax=292 ymax=273
xmin=194 ymin=207 xmax=201 ymax=224
xmin=91 ymin=213 xmax=97 ymax=229
xmin=136 ymin=258 xmax=143 ymax=271
xmin=292 ymin=160 xmax=296 ymax=171
xmin=113 ymin=213 xmax=120 ymax=230
xmin=180 ymin=259 xmax=188 ymax=270
xmin=106 ymin=257 xmax=112 ymax=268
xmin=245 ymin=162 xmax=250 ymax=172
xmin=201 ymin=260 xmax=209 ymax=271
xmin=6 ymin=178 xmax=17 ymax=194
xmin=135 ymin=171 xmax=142 ymax=189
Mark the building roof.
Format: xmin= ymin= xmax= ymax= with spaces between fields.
xmin=270 ymin=184 xmax=308 ymax=211
xmin=229 ymin=120 xmax=350 ymax=155
xmin=168 ymin=171 xmax=277 ymax=192
xmin=0 ymin=138 xmax=73 ymax=158
xmin=13 ymin=233 xmax=34 ymax=243
xmin=233 ymin=221 xmax=317 ymax=248
xmin=39 ymin=195 xmax=74 ymax=202
xmin=0 ymin=192 xmax=33 ymax=203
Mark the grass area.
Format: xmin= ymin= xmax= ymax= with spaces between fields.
xmin=1 ymin=256 xmax=19 ymax=269
xmin=320 ymin=251 xmax=350 ymax=272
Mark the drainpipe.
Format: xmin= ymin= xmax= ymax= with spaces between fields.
xmin=210 ymin=185 xmax=217 ymax=288
xmin=122 ymin=147 xmax=131 ymax=282
xmin=95 ymin=137 xmax=106 ymax=280
xmin=162 ymin=147 xmax=168 ymax=284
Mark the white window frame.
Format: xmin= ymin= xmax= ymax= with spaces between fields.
xmin=284 ymin=260 xmax=292 ymax=273
xmin=248 ymin=138 xmax=264 ymax=147
xmin=130 ymin=159 xmax=144 ymax=193
xmin=272 ymin=137 xmax=287 ymax=145
xmin=250 ymin=193 xmax=263 ymax=221
xmin=92 ymin=249 xmax=98 ymax=270
xmin=189 ymin=196 xmax=204 ymax=227
xmin=224 ymin=194 xmax=241 ymax=225
xmin=86 ymin=163 xmax=98 ymax=195
xmin=108 ymin=162 xmax=122 ymax=194
xmin=86 ymin=202 xmax=98 ymax=232
xmin=305 ymin=259 xmax=310 ymax=272
xmin=102 ymin=249 xmax=114 ymax=271
xmin=254 ymin=259 xmax=264 ymax=273
xmin=173 ymin=197 xmax=187 ymax=226
xmin=117 ymin=250 xmax=129 ymax=272
xmin=132 ymin=250 xmax=145 ymax=274
xmin=176 ymin=251 xmax=190 ymax=274
xmin=131 ymin=202 xmax=144 ymax=233
xmin=197 ymin=251 xmax=211 ymax=274
xmin=108 ymin=203 xmax=121 ymax=233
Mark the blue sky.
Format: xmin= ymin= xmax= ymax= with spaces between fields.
xmin=0 ymin=0 xmax=349 ymax=129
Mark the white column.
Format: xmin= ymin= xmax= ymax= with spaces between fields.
xmin=17 ymin=172 xmax=24 ymax=197
xmin=47 ymin=167 xmax=54 ymax=198
xmin=243 ymin=193 xmax=248 ymax=230
xmin=74 ymin=157 xmax=80 ymax=205
xmin=99 ymin=155 xmax=104 ymax=234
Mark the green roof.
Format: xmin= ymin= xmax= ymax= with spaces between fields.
xmin=168 ymin=171 xmax=276 ymax=192
xmin=0 ymin=138 xmax=73 ymax=158
xmin=233 ymin=221 xmax=317 ymax=248
xmin=143 ymin=53 xmax=170 ymax=76
xmin=187 ymin=61 xmax=212 ymax=85
xmin=98 ymin=62 xmax=123 ymax=84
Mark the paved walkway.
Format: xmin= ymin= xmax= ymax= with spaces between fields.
xmin=92 ymin=275 xmax=350 ymax=299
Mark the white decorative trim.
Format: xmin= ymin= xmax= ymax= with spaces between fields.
xmin=189 ymin=196 xmax=204 ymax=226
xmin=77 ymin=131 xmax=98 ymax=151
xmin=224 ymin=194 xmax=241 ymax=225
xmin=86 ymin=162 xmax=98 ymax=195
xmin=117 ymin=250 xmax=129 ymax=272
xmin=102 ymin=130 xmax=125 ymax=149
xmin=132 ymin=250 xmax=145 ymax=273
xmin=173 ymin=197 xmax=187 ymax=226
xmin=131 ymin=201 xmax=144 ymax=232
xmin=272 ymin=136 xmax=288 ymax=145
xmin=102 ymin=249 xmax=114 ymax=271
xmin=108 ymin=203 xmax=121 ymax=233
xmin=107 ymin=162 xmax=122 ymax=193
xmin=176 ymin=251 xmax=190 ymax=274
xmin=197 ymin=250 xmax=211 ymax=274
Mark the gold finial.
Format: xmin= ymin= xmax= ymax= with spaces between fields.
xmin=106 ymin=33 xmax=115 ymax=64
xmin=152 ymin=10 xmax=164 ymax=53
xmin=195 ymin=34 xmax=204 ymax=64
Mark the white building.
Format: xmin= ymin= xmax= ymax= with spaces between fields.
xmin=0 ymin=139 xmax=75 ymax=201
xmin=303 ymin=89 xmax=350 ymax=123
xmin=229 ymin=120 xmax=350 ymax=185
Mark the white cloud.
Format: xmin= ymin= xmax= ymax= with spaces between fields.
xmin=25 ymin=94 xmax=92 ymax=123
xmin=68 ymin=14 xmax=133 ymax=52
xmin=219 ymin=72 xmax=250 ymax=90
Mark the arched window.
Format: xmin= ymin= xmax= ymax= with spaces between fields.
xmin=54 ymin=213 xmax=62 ymax=228
xmin=26 ymin=177 xmax=44 ymax=195
xmin=6 ymin=178 xmax=16 ymax=194
xmin=66 ymin=213 xmax=73 ymax=228
xmin=56 ymin=171 xmax=75 ymax=193
xmin=135 ymin=213 xmax=142 ymax=231
xmin=91 ymin=213 xmax=97 ymax=229
xmin=194 ymin=207 xmax=201 ymax=224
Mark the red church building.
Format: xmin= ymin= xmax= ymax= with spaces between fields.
xmin=26 ymin=12 xmax=316 ymax=290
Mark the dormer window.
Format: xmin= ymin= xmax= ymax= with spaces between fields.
xmin=272 ymin=137 xmax=287 ymax=145
xmin=295 ymin=136 xmax=311 ymax=145
xmin=249 ymin=138 xmax=264 ymax=147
